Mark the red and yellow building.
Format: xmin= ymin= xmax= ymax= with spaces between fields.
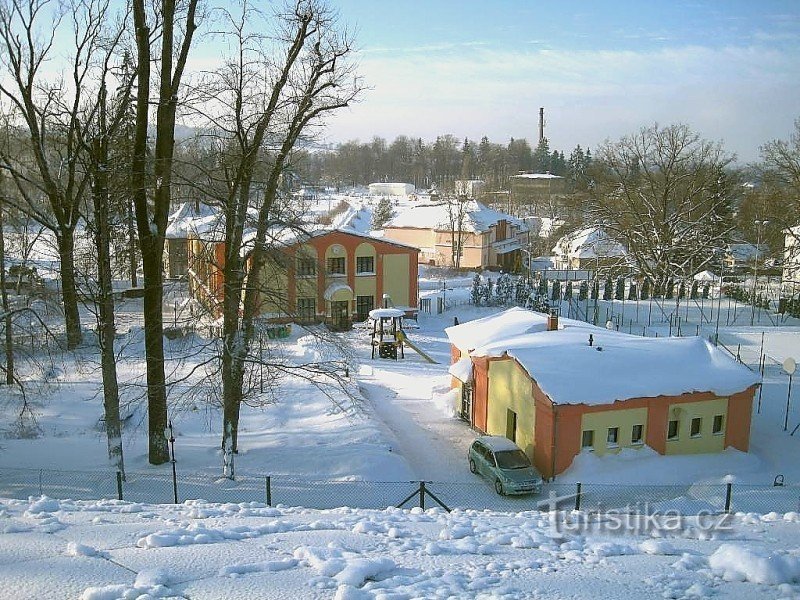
xmin=188 ymin=228 xmax=419 ymax=328
xmin=446 ymin=308 xmax=758 ymax=479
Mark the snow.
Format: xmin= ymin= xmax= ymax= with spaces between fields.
xmin=445 ymin=306 xmax=549 ymax=352
xmin=385 ymin=200 xmax=527 ymax=235
xmin=447 ymin=356 xmax=473 ymax=382
xmin=367 ymin=308 xmax=404 ymax=319
xmin=3 ymin=495 xmax=800 ymax=598
xmin=469 ymin=309 xmax=758 ymax=406
xmin=552 ymin=225 xmax=628 ymax=261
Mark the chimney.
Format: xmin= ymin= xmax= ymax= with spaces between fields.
xmin=538 ymin=107 xmax=545 ymax=143
xmin=547 ymin=310 xmax=558 ymax=331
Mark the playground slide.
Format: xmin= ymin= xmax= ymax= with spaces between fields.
xmin=398 ymin=333 xmax=438 ymax=364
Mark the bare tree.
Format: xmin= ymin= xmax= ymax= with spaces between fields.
xmin=186 ymin=0 xmax=360 ymax=477
xmin=445 ymin=196 xmax=468 ymax=269
xmin=131 ymin=0 xmax=200 ymax=465
xmin=588 ymin=123 xmax=736 ymax=288
xmin=0 ymin=0 xmax=125 ymax=349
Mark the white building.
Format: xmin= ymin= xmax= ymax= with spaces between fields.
xmin=368 ymin=183 xmax=415 ymax=197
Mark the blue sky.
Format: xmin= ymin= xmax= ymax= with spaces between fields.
xmin=320 ymin=0 xmax=800 ymax=162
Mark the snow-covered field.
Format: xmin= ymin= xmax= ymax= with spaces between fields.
xmin=4 ymin=494 xmax=800 ymax=599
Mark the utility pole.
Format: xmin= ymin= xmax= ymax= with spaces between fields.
xmin=538 ymin=107 xmax=545 ymax=143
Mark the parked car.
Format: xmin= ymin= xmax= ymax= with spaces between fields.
xmin=468 ymin=436 xmax=542 ymax=495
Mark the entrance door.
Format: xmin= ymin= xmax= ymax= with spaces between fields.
xmin=506 ymin=408 xmax=517 ymax=443
xmin=331 ymin=300 xmax=350 ymax=330
xmin=460 ymin=384 xmax=473 ymax=423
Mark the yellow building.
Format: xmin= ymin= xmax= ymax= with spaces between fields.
xmin=381 ymin=199 xmax=528 ymax=270
xmin=446 ymin=308 xmax=758 ymax=478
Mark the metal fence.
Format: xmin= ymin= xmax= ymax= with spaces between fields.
xmin=1 ymin=467 xmax=799 ymax=515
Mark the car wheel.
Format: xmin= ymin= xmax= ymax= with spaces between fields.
xmin=469 ymin=459 xmax=477 ymax=474
xmin=495 ymin=479 xmax=504 ymax=496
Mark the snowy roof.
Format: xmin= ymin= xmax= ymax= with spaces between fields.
xmin=165 ymin=202 xmax=217 ymax=239
xmin=369 ymin=308 xmax=405 ymax=319
xmin=469 ymin=313 xmax=758 ymax=406
xmin=323 ymin=281 xmax=353 ymax=301
xmin=445 ymin=307 xmax=549 ymax=352
xmin=385 ymin=200 xmax=527 ymax=235
xmin=448 ymin=356 xmax=473 ymax=383
xmin=511 ymin=172 xmax=564 ymax=180
xmin=553 ymin=226 xmax=627 ymax=260
xmin=694 ymin=270 xmax=719 ymax=282
xmin=726 ymin=243 xmax=766 ymax=262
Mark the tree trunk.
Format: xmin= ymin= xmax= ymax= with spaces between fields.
xmin=127 ymin=200 xmax=138 ymax=288
xmin=221 ymin=247 xmax=246 ymax=478
xmin=141 ymin=244 xmax=169 ymax=465
xmin=0 ymin=198 xmax=13 ymax=384
xmin=92 ymin=128 xmax=125 ymax=477
xmin=57 ymin=232 xmax=83 ymax=349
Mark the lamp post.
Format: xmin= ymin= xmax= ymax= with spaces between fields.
xmin=751 ymin=220 xmax=769 ymax=326
xmin=165 ymin=421 xmax=178 ymax=503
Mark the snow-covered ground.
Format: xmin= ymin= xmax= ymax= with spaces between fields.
xmin=4 ymin=494 xmax=800 ymax=599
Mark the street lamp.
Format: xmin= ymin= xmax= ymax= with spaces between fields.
xmin=751 ymin=220 xmax=769 ymax=326
xmin=164 ymin=421 xmax=178 ymax=503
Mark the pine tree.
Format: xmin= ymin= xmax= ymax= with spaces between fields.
xmin=471 ymin=273 xmax=482 ymax=306
xmin=371 ymin=197 xmax=394 ymax=229
xmin=615 ymin=277 xmax=625 ymax=300
xmin=690 ymin=280 xmax=699 ymax=300
xmin=565 ymin=280 xmax=573 ymax=300
xmin=578 ymin=280 xmax=588 ymax=301
xmin=532 ymin=137 xmax=551 ymax=172
xmin=551 ymin=279 xmax=561 ymax=301
xmin=603 ymin=277 xmax=613 ymax=301
xmin=628 ymin=282 xmax=637 ymax=301
xmin=641 ymin=278 xmax=650 ymax=300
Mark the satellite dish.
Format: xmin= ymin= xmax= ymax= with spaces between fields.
xmin=784 ymin=357 xmax=796 ymax=375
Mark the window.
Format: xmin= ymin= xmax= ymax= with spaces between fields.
xmin=356 ymin=256 xmax=374 ymax=274
xmin=327 ymin=257 xmax=345 ymax=275
xmin=296 ymin=257 xmax=316 ymax=277
xmin=607 ymin=427 xmax=619 ymax=447
xmin=356 ymin=295 xmax=374 ymax=322
xmin=631 ymin=424 xmax=643 ymax=445
xmin=581 ymin=430 xmax=594 ymax=449
xmin=667 ymin=420 xmax=679 ymax=440
xmin=713 ymin=414 xmax=724 ymax=435
xmin=690 ymin=417 xmax=702 ymax=438
xmin=297 ymin=297 xmax=316 ymax=321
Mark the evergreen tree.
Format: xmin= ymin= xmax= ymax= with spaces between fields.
xmin=551 ymin=279 xmax=561 ymax=301
xmin=482 ymin=278 xmax=494 ymax=306
xmin=702 ymin=283 xmax=710 ymax=299
xmin=471 ymin=273 xmax=482 ymax=306
xmin=690 ymin=280 xmax=699 ymax=300
xmin=578 ymin=280 xmax=588 ymax=301
xmin=496 ymin=273 xmax=513 ymax=305
xmin=678 ymin=281 xmax=686 ymax=299
xmin=665 ymin=279 xmax=675 ymax=299
xmin=532 ymin=137 xmax=551 ymax=172
xmin=591 ymin=279 xmax=600 ymax=300
xmin=628 ymin=282 xmax=638 ymax=301
xmin=565 ymin=280 xmax=573 ymax=300
xmin=371 ymin=197 xmax=394 ymax=229
xmin=615 ymin=277 xmax=625 ymax=300
xmin=538 ymin=277 xmax=548 ymax=298
xmin=603 ymin=277 xmax=613 ymax=301
xmin=640 ymin=278 xmax=650 ymax=300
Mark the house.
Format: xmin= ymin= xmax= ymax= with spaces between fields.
xmin=188 ymin=227 xmax=419 ymax=329
xmin=509 ymin=172 xmax=567 ymax=218
xmin=368 ymin=183 xmax=415 ymax=197
xmin=552 ymin=226 xmax=628 ymax=273
xmin=454 ymin=180 xmax=485 ymax=199
xmin=381 ymin=199 xmax=528 ymax=270
xmin=164 ymin=202 xmax=216 ymax=279
xmin=446 ymin=308 xmax=758 ymax=479
xmin=723 ymin=242 xmax=767 ymax=271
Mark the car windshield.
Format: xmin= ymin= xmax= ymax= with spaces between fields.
xmin=494 ymin=449 xmax=531 ymax=470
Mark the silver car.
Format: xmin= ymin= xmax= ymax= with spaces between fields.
xmin=468 ymin=436 xmax=542 ymax=495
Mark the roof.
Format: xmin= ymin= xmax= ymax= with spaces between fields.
xmin=511 ymin=173 xmax=564 ymax=180
xmin=165 ymin=202 xmax=217 ymax=239
xmin=445 ymin=307 xmax=549 ymax=352
xmin=553 ymin=226 xmax=627 ymax=260
xmin=467 ymin=312 xmax=758 ymax=406
xmin=237 ymin=226 xmax=421 ymax=257
xmin=385 ymin=200 xmax=527 ymax=235
xmin=475 ymin=435 xmax=523 ymax=452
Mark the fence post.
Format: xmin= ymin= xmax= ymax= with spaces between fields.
xmin=724 ymin=483 xmax=733 ymax=513
xmin=574 ymin=482 xmax=582 ymax=511
xmin=266 ymin=476 xmax=272 ymax=507
xmin=419 ymin=481 xmax=426 ymax=510
xmin=116 ymin=471 xmax=123 ymax=501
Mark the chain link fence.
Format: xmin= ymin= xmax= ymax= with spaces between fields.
xmin=2 ymin=467 xmax=799 ymax=515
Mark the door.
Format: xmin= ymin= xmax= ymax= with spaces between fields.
xmin=460 ymin=384 xmax=473 ymax=423
xmin=331 ymin=300 xmax=349 ymax=330
xmin=506 ymin=409 xmax=517 ymax=443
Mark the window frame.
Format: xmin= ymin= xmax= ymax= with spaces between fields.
xmin=631 ymin=424 xmax=644 ymax=445
xmin=712 ymin=414 xmax=725 ymax=435
xmin=355 ymin=255 xmax=375 ymax=274
xmin=690 ymin=417 xmax=703 ymax=438
xmin=327 ymin=256 xmax=346 ymax=275
xmin=296 ymin=297 xmax=316 ymax=321
xmin=296 ymin=257 xmax=317 ymax=277
xmin=606 ymin=426 xmax=619 ymax=447
xmin=581 ymin=429 xmax=594 ymax=449
xmin=667 ymin=419 xmax=680 ymax=440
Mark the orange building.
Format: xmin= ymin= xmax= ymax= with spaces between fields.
xmin=188 ymin=228 xmax=419 ymax=329
xmin=446 ymin=308 xmax=758 ymax=479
